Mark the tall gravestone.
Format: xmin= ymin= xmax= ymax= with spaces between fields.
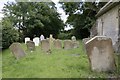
xmin=41 ymin=39 xmax=51 ymax=53
xmin=26 ymin=41 xmax=35 ymax=51
xmin=25 ymin=37 xmax=30 ymax=44
xmin=64 ymin=40 xmax=73 ymax=49
xmin=85 ymin=36 xmax=116 ymax=72
xmin=33 ymin=37 xmax=40 ymax=46
xmin=54 ymin=39 xmax=62 ymax=49
xmin=9 ymin=43 xmax=26 ymax=60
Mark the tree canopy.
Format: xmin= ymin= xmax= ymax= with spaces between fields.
xmin=2 ymin=1 xmax=64 ymax=40
xmin=60 ymin=1 xmax=106 ymax=39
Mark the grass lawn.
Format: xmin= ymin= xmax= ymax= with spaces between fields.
xmin=1 ymin=40 xmax=119 ymax=78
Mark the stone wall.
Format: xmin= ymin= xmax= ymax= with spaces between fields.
xmin=97 ymin=5 xmax=119 ymax=53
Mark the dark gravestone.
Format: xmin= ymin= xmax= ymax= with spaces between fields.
xmin=9 ymin=43 xmax=25 ymax=60
xmin=85 ymin=36 xmax=116 ymax=72
xmin=26 ymin=41 xmax=35 ymax=51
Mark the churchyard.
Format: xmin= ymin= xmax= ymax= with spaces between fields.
xmin=1 ymin=0 xmax=120 ymax=79
xmin=1 ymin=37 xmax=120 ymax=78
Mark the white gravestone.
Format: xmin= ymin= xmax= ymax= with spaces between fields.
xmin=33 ymin=37 xmax=40 ymax=46
xmin=25 ymin=37 xmax=30 ymax=44
xmin=40 ymin=35 xmax=45 ymax=41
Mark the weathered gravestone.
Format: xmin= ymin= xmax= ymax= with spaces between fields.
xmin=85 ymin=36 xmax=116 ymax=72
xmin=71 ymin=36 xmax=76 ymax=42
xmin=26 ymin=41 xmax=35 ymax=51
xmin=82 ymin=38 xmax=91 ymax=52
xmin=72 ymin=41 xmax=79 ymax=48
xmin=49 ymin=34 xmax=55 ymax=49
xmin=64 ymin=40 xmax=73 ymax=49
xmin=54 ymin=39 xmax=62 ymax=49
xmin=41 ymin=39 xmax=51 ymax=53
xmin=33 ymin=37 xmax=40 ymax=46
xmin=25 ymin=37 xmax=30 ymax=44
xmin=9 ymin=43 xmax=26 ymax=60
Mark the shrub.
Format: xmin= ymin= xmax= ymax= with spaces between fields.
xmin=2 ymin=19 xmax=19 ymax=49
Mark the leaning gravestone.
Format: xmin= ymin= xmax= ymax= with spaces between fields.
xmin=9 ymin=43 xmax=26 ymax=60
xmin=54 ymin=39 xmax=62 ymax=49
xmin=33 ymin=37 xmax=40 ymax=46
xmin=64 ymin=40 xmax=73 ymax=49
xmin=71 ymin=36 xmax=76 ymax=42
xmin=26 ymin=41 xmax=35 ymax=51
xmin=41 ymin=39 xmax=51 ymax=53
xmin=85 ymin=36 xmax=116 ymax=72
xmin=25 ymin=37 xmax=30 ymax=44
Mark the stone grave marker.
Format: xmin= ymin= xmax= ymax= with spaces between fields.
xmin=85 ymin=36 xmax=116 ymax=72
xmin=41 ymin=39 xmax=51 ymax=53
xmin=71 ymin=36 xmax=76 ymax=42
xmin=40 ymin=34 xmax=45 ymax=41
xmin=25 ymin=37 xmax=30 ymax=44
xmin=82 ymin=38 xmax=91 ymax=52
xmin=26 ymin=41 xmax=35 ymax=52
xmin=33 ymin=37 xmax=40 ymax=46
xmin=64 ymin=40 xmax=73 ymax=49
xmin=9 ymin=43 xmax=26 ymax=60
xmin=54 ymin=39 xmax=62 ymax=49
xmin=72 ymin=41 xmax=79 ymax=48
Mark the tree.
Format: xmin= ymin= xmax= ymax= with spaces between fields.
xmin=60 ymin=1 xmax=106 ymax=39
xmin=2 ymin=18 xmax=19 ymax=49
xmin=2 ymin=2 xmax=64 ymax=40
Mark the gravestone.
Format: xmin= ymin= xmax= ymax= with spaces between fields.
xmin=64 ymin=40 xmax=73 ymax=49
xmin=33 ymin=37 xmax=40 ymax=46
xmin=71 ymin=36 xmax=76 ymax=42
xmin=82 ymin=38 xmax=91 ymax=52
xmin=82 ymin=38 xmax=91 ymax=45
xmin=25 ymin=37 xmax=30 ymax=44
xmin=26 ymin=41 xmax=35 ymax=51
xmin=9 ymin=43 xmax=26 ymax=60
xmin=40 ymin=34 xmax=45 ymax=41
xmin=54 ymin=39 xmax=62 ymax=49
xmin=72 ymin=41 xmax=79 ymax=48
xmin=49 ymin=34 xmax=55 ymax=49
xmin=85 ymin=36 xmax=116 ymax=72
xmin=41 ymin=39 xmax=51 ymax=53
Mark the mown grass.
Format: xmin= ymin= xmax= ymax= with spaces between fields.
xmin=2 ymin=40 xmax=119 ymax=78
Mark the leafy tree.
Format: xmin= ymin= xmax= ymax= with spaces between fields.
xmin=2 ymin=18 xmax=19 ymax=49
xmin=60 ymin=1 xmax=106 ymax=39
xmin=2 ymin=2 xmax=64 ymax=40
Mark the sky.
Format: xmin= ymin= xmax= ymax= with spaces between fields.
xmin=0 ymin=0 xmax=73 ymax=30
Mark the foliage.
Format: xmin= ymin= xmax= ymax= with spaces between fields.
xmin=2 ymin=41 xmax=118 ymax=78
xmin=61 ymin=2 xmax=106 ymax=39
xmin=2 ymin=2 xmax=64 ymax=40
xmin=2 ymin=18 xmax=19 ymax=49
xmin=58 ymin=30 xmax=73 ymax=40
